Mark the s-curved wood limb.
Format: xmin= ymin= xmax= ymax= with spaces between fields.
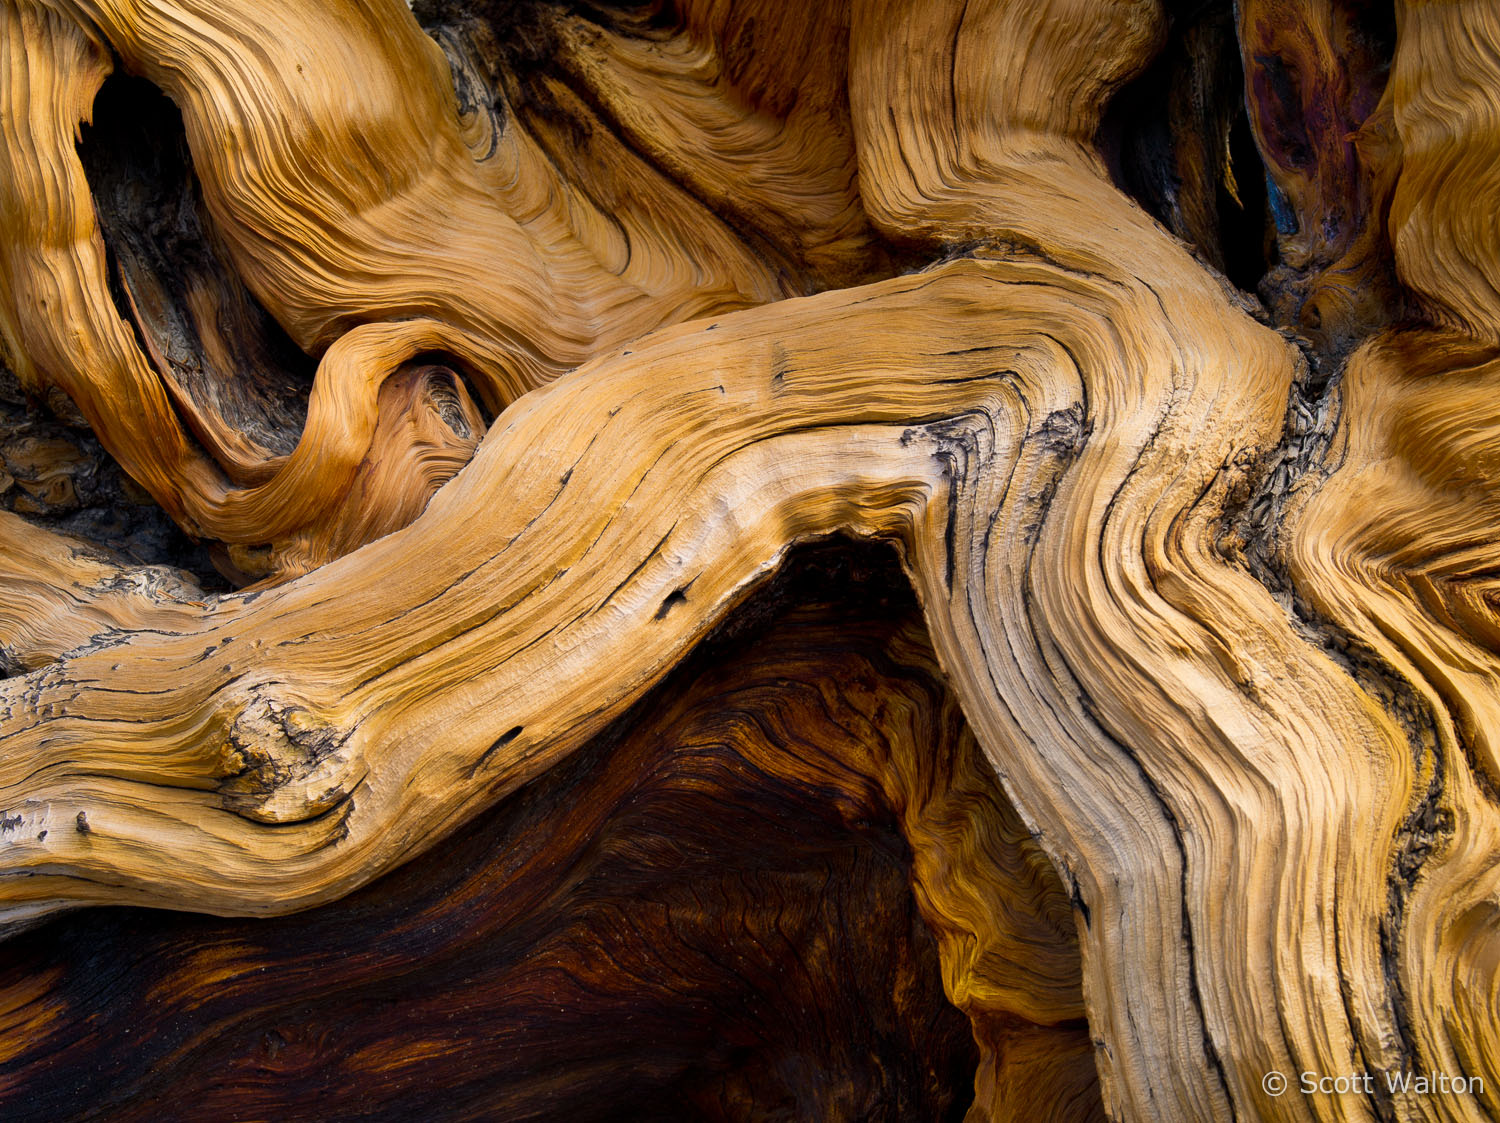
xmin=1 ymin=0 xmax=1498 ymax=1120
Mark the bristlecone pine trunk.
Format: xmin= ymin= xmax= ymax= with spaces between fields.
xmin=0 ymin=0 xmax=1495 ymax=1119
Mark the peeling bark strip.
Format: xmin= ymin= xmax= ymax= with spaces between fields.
xmin=0 ymin=0 xmax=1498 ymax=1120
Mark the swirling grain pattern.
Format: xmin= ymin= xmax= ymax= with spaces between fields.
xmin=0 ymin=0 xmax=1496 ymax=1120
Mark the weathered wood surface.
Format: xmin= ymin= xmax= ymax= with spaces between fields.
xmin=0 ymin=0 xmax=1496 ymax=1120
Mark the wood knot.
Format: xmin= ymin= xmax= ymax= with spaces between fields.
xmin=215 ymin=687 xmax=357 ymax=824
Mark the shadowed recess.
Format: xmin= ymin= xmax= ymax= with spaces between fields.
xmin=78 ymin=72 xmax=316 ymax=467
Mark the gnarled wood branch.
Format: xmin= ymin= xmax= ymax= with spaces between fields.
xmin=0 ymin=0 xmax=1498 ymax=1120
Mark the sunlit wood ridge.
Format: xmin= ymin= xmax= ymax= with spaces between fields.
xmin=0 ymin=0 xmax=1496 ymax=1119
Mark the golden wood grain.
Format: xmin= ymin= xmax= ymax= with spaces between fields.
xmin=0 ymin=1 xmax=1496 ymax=1120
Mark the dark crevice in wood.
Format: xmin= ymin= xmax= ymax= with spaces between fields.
xmin=1236 ymin=0 xmax=1404 ymax=367
xmin=0 ymin=364 xmax=224 ymax=587
xmin=1100 ymin=0 xmax=1272 ymax=295
xmin=77 ymin=72 xmax=316 ymax=463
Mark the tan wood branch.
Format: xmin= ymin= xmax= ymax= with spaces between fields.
xmin=0 ymin=509 xmax=205 ymax=671
xmin=0 ymin=0 xmax=1498 ymax=1120
xmin=0 ymin=229 xmax=1473 ymax=1119
xmin=0 ymin=0 xmax=797 ymax=577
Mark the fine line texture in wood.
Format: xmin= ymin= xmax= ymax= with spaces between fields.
xmin=0 ymin=0 xmax=1496 ymax=1120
